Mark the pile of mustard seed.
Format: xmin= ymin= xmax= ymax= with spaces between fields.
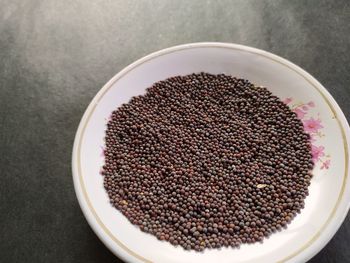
xmin=102 ymin=73 xmax=313 ymax=251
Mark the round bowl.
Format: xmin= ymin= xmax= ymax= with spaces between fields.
xmin=72 ymin=43 xmax=350 ymax=263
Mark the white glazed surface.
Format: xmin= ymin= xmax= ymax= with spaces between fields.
xmin=72 ymin=43 xmax=350 ymax=263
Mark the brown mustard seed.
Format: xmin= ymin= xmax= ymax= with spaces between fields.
xmin=102 ymin=73 xmax=314 ymax=251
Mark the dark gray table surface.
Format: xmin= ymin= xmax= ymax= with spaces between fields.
xmin=1 ymin=1 xmax=349 ymax=262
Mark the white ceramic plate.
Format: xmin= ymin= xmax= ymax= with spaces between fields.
xmin=72 ymin=43 xmax=350 ymax=263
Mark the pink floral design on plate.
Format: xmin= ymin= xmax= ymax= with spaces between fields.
xmin=100 ymin=146 xmax=105 ymax=157
xmin=284 ymin=98 xmax=331 ymax=169
xmin=303 ymin=118 xmax=323 ymax=133
xmin=311 ymin=145 xmax=325 ymax=162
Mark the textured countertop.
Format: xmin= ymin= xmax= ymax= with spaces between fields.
xmin=1 ymin=1 xmax=349 ymax=262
